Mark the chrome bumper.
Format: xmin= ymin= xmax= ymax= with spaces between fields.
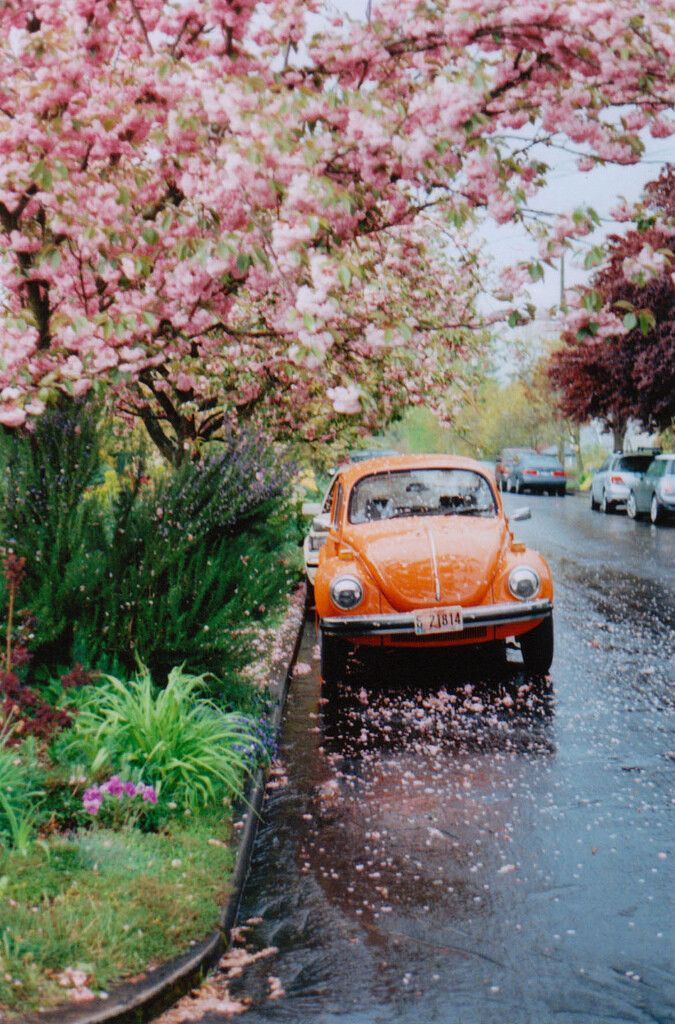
xmin=320 ymin=598 xmax=552 ymax=638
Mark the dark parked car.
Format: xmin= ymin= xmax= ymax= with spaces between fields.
xmin=504 ymin=453 xmax=566 ymax=496
xmin=626 ymin=454 xmax=675 ymax=524
xmin=495 ymin=447 xmax=537 ymax=491
xmin=590 ymin=452 xmax=654 ymax=513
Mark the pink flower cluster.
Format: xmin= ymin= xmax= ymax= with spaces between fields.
xmin=82 ymin=775 xmax=158 ymax=815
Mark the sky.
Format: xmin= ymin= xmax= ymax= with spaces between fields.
xmin=482 ymin=134 xmax=675 ymax=318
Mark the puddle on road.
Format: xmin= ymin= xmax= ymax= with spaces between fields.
xmin=182 ymin=619 xmax=674 ymax=1024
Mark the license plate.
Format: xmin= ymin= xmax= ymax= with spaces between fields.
xmin=414 ymin=606 xmax=464 ymax=635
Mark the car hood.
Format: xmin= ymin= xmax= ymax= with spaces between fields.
xmin=348 ymin=517 xmax=506 ymax=610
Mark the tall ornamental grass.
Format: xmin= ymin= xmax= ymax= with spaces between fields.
xmin=0 ymin=728 xmax=43 ymax=851
xmin=55 ymin=665 xmax=269 ymax=812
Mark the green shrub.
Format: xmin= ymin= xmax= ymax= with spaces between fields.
xmin=0 ymin=400 xmax=105 ymax=665
xmin=0 ymin=408 xmax=301 ymax=679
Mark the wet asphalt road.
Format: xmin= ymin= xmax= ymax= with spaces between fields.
xmin=205 ymin=493 xmax=674 ymax=1024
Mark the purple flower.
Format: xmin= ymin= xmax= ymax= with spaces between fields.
xmin=140 ymin=785 xmax=158 ymax=805
xmin=123 ymin=781 xmax=137 ymax=797
xmin=83 ymin=786 xmax=103 ymax=815
xmin=102 ymin=775 xmax=124 ymax=797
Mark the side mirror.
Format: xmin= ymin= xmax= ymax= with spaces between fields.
xmin=302 ymin=501 xmax=322 ymax=517
xmin=511 ymin=506 xmax=531 ymax=522
xmin=312 ymin=512 xmax=332 ymax=531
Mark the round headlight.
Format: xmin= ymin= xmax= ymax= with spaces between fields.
xmin=330 ymin=575 xmax=364 ymax=610
xmin=508 ymin=565 xmax=540 ymax=601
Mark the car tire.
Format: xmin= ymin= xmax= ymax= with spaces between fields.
xmin=557 ymin=487 xmax=566 ymax=497
xmin=590 ymin=489 xmax=599 ymax=510
xmin=320 ymin=633 xmax=350 ymax=687
xmin=650 ymin=494 xmax=664 ymax=525
xmin=513 ymin=477 xmax=521 ymax=494
xmin=626 ymin=491 xmax=639 ymax=520
xmin=519 ymin=617 xmax=554 ymax=676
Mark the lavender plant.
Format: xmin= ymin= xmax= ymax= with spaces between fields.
xmin=73 ymin=428 xmax=299 ymax=675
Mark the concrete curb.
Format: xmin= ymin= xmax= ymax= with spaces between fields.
xmin=21 ymin=585 xmax=306 ymax=1024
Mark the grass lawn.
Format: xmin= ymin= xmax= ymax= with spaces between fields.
xmin=0 ymin=814 xmax=237 ymax=1014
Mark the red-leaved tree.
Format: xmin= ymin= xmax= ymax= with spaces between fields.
xmin=549 ymin=166 xmax=675 ymax=449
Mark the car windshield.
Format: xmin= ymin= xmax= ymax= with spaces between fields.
xmin=617 ymin=456 xmax=652 ymax=472
xmin=520 ymin=455 xmax=562 ymax=469
xmin=349 ymin=468 xmax=497 ymax=523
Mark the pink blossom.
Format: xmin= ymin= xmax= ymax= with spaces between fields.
xmin=622 ymin=244 xmax=668 ymax=284
xmin=610 ymin=200 xmax=635 ymax=222
xmin=0 ymin=406 xmax=26 ymax=427
xmin=326 ymin=384 xmax=361 ymax=415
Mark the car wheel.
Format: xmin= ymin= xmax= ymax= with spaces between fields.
xmin=650 ymin=494 xmax=664 ymax=525
xmin=557 ymin=487 xmax=566 ymax=497
xmin=519 ymin=617 xmax=554 ymax=676
xmin=590 ymin=489 xmax=599 ymax=511
xmin=513 ymin=477 xmax=521 ymax=494
xmin=626 ymin=491 xmax=638 ymax=520
xmin=320 ymin=633 xmax=350 ymax=688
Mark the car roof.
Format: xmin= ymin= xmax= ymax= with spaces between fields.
xmin=336 ymin=453 xmax=495 ymax=488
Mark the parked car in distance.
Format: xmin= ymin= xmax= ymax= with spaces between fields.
xmin=314 ymin=453 xmax=554 ymax=684
xmin=495 ymin=447 xmax=537 ymax=491
xmin=626 ymin=453 xmax=675 ymax=524
xmin=504 ymin=452 xmax=566 ymax=496
xmin=590 ymin=452 xmax=654 ymax=513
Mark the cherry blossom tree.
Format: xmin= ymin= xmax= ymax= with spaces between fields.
xmin=1 ymin=0 xmax=673 ymax=461
xmin=549 ymin=166 xmax=674 ymax=448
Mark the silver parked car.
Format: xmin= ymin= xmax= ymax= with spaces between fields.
xmin=590 ymin=452 xmax=654 ymax=514
xmin=626 ymin=454 xmax=675 ymax=524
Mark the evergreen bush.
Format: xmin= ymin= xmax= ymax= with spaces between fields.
xmin=0 ymin=407 xmax=301 ymax=679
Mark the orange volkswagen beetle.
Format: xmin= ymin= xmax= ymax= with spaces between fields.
xmin=313 ymin=454 xmax=554 ymax=683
